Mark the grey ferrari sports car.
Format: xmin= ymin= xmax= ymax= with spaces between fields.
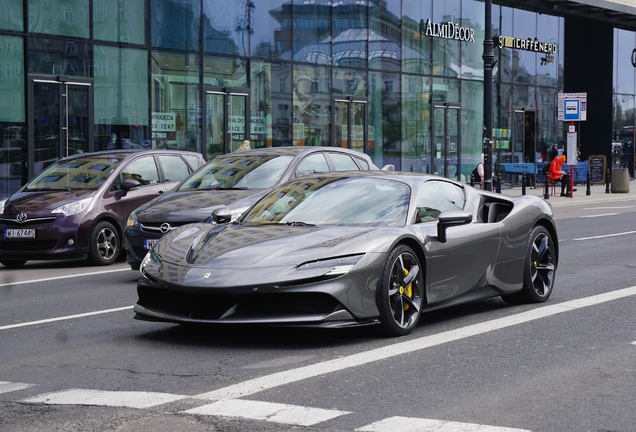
xmin=134 ymin=171 xmax=558 ymax=336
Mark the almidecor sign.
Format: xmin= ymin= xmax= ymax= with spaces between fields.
xmin=424 ymin=19 xmax=475 ymax=42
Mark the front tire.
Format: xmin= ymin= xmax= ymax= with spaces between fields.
xmin=87 ymin=221 xmax=120 ymax=266
xmin=376 ymin=245 xmax=424 ymax=337
xmin=502 ymin=225 xmax=556 ymax=305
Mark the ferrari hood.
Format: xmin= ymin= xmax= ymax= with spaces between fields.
xmin=137 ymin=189 xmax=268 ymax=223
xmin=155 ymin=223 xmax=375 ymax=269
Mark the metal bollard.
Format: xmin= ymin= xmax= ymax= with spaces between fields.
xmin=605 ymin=168 xmax=610 ymax=194
xmin=544 ymin=175 xmax=550 ymax=199
xmin=586 ymin=169 xmax=591 ymax=196
xmin=521 ymin=173 xmax=526 ymax=196
xmin=496 ymin=174 xmax=502 ymax=193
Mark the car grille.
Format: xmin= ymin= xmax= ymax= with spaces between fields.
xmin=0 ymin=240 xmax=58 ymax=252
xmin=137 ymin=285 xmax=343 ymax=321
xmin=139 ymin=221 xmax=194 ymax=234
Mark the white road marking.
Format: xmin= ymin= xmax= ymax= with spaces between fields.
xmin=185 ymin=399 xmax=350 ymax=427
xmin=572 ymin=230 xmax=636 ymax=241
xmin=0 ymin=381 xmax=35 ymax=394
xmin=0 ymin=267 xmax=131 ymax=287
xmin=583 ymin=206 xmax=636 ymax=210
xmin=23 ymin=389 xmax=186 ymax=409
xmin=0 ymin=306 xmax=133 ymax=331
xmin=193 ymin=286 xmax=636 ymax=402
xmin=578 ymin=213 xmax=619 ymax=218
xmin=356 ymin=416 xmax=530 ymax=432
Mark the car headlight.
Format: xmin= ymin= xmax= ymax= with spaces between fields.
xmin=127 ymin=209 xmax=139 ymax=229
xmin=51 ymin=197 xmax=92 ymax=217
xmin=296 ymin=254 xmax=364 ymax=276
xmin=140 ymin=249 xmax=162 ymax=274
xmin=0 ymin=198 xmax=7 ymax=215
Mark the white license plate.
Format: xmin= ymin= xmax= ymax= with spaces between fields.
xmin=144 ymin=239 xmax=158 ymax=250
xmin=4 ymin=229 xmax=36 ymax=239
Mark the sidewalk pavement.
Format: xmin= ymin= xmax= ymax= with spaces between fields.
xmin=488 ymin=180 xmax=636 ymax=207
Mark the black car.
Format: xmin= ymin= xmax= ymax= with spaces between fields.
xmin=0 ymin=149 xmax=205 ymax=267
xmin=124 ymin=147 xmax=379 ymax=269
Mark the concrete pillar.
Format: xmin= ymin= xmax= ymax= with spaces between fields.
xmin=611 ymin=168 xmax=630 ymax=193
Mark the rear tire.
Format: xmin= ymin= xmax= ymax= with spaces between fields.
xmin=376 ymin=245 xmax=424 ymax=337
xmin=501 ymin=225 xmax=556 ymax=305
xmin=87 ymin=221 xmax=120 ymax=266
xmin=1 ymin=260 xmax=26 ymax=268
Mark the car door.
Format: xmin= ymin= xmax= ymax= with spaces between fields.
xmin=156 ymin=154 xmax=196 ymax=190
xmin=115 ymin=155 xmax=169 ymax=221
xmin=411 ymin=180 xmax=500 ymax=304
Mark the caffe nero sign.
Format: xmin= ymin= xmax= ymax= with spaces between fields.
xmin=496 ymin=36 xmax=558 ymax=54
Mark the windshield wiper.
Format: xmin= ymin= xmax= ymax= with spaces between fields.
xmin=285 ymin=221 xmax=315 ymax=226
xmin=217 ymin=187 xmax=249 ymax=190
xmin=27 ymin=187 xmax=72 ymax=192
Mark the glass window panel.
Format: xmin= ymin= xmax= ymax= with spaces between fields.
xmin=292 ymin=0 xmax=331 ymax=65
xmin=251 ymin=61 xmax=292 ymax=148
xmin=94 ymin=45 xmax=149 ymax=151
xmin=203 ymin=0 xmax=251 ymax=55
xmin=0 ymin=35 xmax=25 ymax=198
xmin=461 ymin=79 xmax=484 ymax=179
xmin=535 ymin=14 xmax=561 ymax=84
xmin=203 ymin=56 xmax=247 ymax=87
xmin=460 ymin=0 xmax=484 ymax=80
xmin=369 ymin=70 xmax=400 ymax=169
xmin=369 ymin=0 xmax=401 ymax=71
xmin=330 ymin=153 xmax=359 ymax=171
xmin=121 ymin=155 xmax=159 ymax=185
xmin=94 ymin=0 xmax=145 ymax=45
xmin=431 ymin=77 xmax=459 ymax=104
xmin=28 ymin=0 xmax=89 ymax=39
xmin=0 ymin=0 xmax=23 ymax=31
xmin=536 ymin=86 xmax=559 ymax=158
xmin=158 ymin=154 xmax=191 ymax=181
xmin=431 ymin=0 xmax=460 ymax=77
xmin=28 ymin=37 xmax=92 ymax=77
xmin=332 ymin=68 xmax=366 ymax=96
xmin=293 ymin=65 xmax=330 ymax=147
xmin=151 ymin=0 xmax=200 ymax=51
xmin=251 ymin=0 xmax=291 ymax=60
xmin=493 ymin=5 xmax=513 ymax=84
xmin=512 ymin=9 xmax=536 ymax=85
xmin=401 ymin=0 xmax=431 ymax=75
xmin=151 ymin=51 xmax=201 ymax=153
xmin=401 ymin=74 xmax=429 ymax=173
xmin=332 ymin=0 xmax=368 ymax=66
xmin=615 ymin=29 xmax=636 ymax=95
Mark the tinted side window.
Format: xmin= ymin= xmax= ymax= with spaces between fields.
xmin=183 ymin=154 xmax=202 ymax=170
xmin=355 ymin=157 xmax=370 ymax=170
xmin=330 ymin=153 xmax=360 ymax=171
xmin=415 ymin=181 xmax=465 ymax=222
xmin=295 ymin=153 xmax=329 ymax=177
xmin=121 ymin=156 xmax=160 ymax=186
xmin=158 ymin=155 xmax=190 ymax=181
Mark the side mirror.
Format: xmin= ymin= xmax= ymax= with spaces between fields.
xmin=212 ymin=207 xmax=232 ymax=224
xmin=120 ymin=179 xmax=141 ymax=197
xmin=437 ymin=211 xmax=472 ymax=243
xmin=381 ymin=164 xmax=395 ymax=171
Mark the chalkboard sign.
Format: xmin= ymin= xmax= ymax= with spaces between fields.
xmin=588 ymin=155 xmax=606 ymax=184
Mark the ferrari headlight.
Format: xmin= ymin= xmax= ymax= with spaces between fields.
xmin=0 ymin=198 xmax=7 ymax=215
xmin=51 ymin=197 xmax=92 ymax=217
xmin=127 ymin=209 xmax=139 ymax=229
xmin=297 ymin=254 xmax=364 ymax=276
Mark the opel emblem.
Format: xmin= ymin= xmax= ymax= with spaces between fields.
xmin=160 ymin=223 xmax=172 ymax=233
xmin=16 ymin=213 xmax=27 ymax=223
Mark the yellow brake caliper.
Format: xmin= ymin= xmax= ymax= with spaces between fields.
xmin=401 ymin=268 xmax=412 ymax=311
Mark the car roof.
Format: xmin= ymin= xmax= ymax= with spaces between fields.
xmin=289 ymin=169 xmax=458 ymax=185
xmin=215 ymin=146 xmax=376 ymax=162
xmin=58 ymin=149 xmax=203 ymax=161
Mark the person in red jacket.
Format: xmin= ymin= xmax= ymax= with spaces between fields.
xmin=548 ymin=155 xmax=576 ymax=196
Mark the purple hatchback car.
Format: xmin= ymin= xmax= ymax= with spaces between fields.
xmin=0 ymin=149 xmax=204 ymax=267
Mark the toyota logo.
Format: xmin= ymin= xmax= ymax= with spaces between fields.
xmin=16 ymin=213 xmax=27 ymax=223
xmin=160 ymin=223 xmax=172 ymax=233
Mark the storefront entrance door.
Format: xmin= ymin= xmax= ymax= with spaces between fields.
xmin=204 ymin=89 xmax=249 ymax=158
xmin=333 ymin=98 xmax=367 ymax=152
xmin=29 ymin=78 xmax=92 ymax=179
xmin=432 ymin=104 xmax=460 ymax=180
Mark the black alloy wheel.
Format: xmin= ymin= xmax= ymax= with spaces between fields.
xmin=376 ymin=244 xmax=424 ymax=337
xmin=88 ymin=221 xmax=120 ymax=266
xmin=502 ymin=225 xmax=556 ymax=304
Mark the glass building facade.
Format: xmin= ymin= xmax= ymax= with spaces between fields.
xmin=1 ymin=0 xmax=630 ymax=198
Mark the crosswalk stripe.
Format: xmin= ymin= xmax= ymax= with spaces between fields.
xmin=0 ymin=381 xmax=35 ymax=394
xmin=356 ymin=416 xmax=531 ymax=432
xmin=184 ymin=399 xmax=351 ymax=427
xmin=23 ymin=389 xmax=187 ymax=409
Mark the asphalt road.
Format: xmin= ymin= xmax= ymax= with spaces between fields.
xmin=1 ymin=196 xmax=635 ymax=432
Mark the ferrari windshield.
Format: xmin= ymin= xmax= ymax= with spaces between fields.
xmin=178 ymin=154 xmax=293 ymax=191
xmin=241 ymin=176 xmax=411 ymax=227
xmin=25 ymin=156 xmax=124 ymax=191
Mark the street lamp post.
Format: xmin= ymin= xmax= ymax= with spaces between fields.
xmin=482 ymin=0 xmax=495 ymax=191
